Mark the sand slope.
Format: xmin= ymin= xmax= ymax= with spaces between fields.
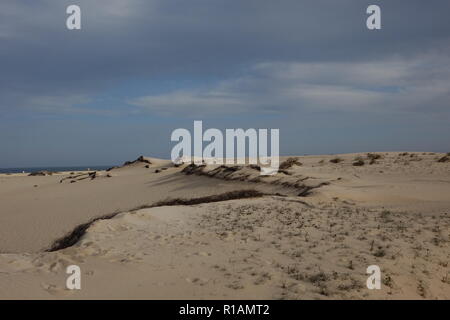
xmin=0 ymin=152 xmax=449 ymax=299
xmin=0 ymin=159 xmax=285 ymax=253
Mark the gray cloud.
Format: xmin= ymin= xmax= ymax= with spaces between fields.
xmin=130 ymin=53 xmax=450 ymax=116
xmin=1 ymin=0 xmax=450 ymax=113
xmin=0 ymin=0 xmax=449 ymax=166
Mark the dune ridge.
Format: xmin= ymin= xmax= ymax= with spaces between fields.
xmin=0 ymin=152 xmax=449 ymax=299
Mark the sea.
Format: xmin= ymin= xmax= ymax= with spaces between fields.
xmin=0 ymin=166 xmax=112 ymax=174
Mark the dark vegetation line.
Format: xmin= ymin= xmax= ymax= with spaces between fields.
xmin=46 ymin=212 xmax=118 ymax=252
xmin=46 ymin=190 xmax=266 ymax=252
xmin=180 ymin=163 xmax=329 ymax=196
xmin=151 ymin=189 xmax=264 ymax=207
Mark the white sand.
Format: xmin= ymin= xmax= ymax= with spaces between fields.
xmin=0 ymin=152 xmax=449 ymax=299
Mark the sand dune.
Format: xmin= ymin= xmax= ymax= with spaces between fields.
xmin=0 ymin=152 xmax=449 ymax=299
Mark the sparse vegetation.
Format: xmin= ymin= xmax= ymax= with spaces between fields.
xmin=181 ymin=163 xmax=328 ymax=195
xmin=337 ymin=278 xmax=362 ymax=291
xmin=367 ymin=153 xmax=382 ymax=160
xmin=123 ymin=155 xmax=152 ymax=166
xmin=329 ymin=158 xmax=343 ymax=164
xmin=59 ymin=171 xmax=97 ymax=183
xmin=417 ymin=280 xmax=426 ymax=297
xmin=47 ymin=190 xmax=265 ymax=252
xmin=279 ymin=157 xmax=302 ymax=170
xmin=373 ymin=248 xmax=386 ymax=257
xmin=308 ymin=271 xmax=329 ymax=284
xmin=367 ymin=153 xmax=382 ymax=164
xmin=47 ymin=210 xmax=120 ymax=252
xmin=383 ymin=274 xmax=393 ymax=288
xmin=437 ymin=156 xmax=449 ymax=163
xmin=153 ymin=190 xmax=265 ymax=207
xmin=352 ymin=157 xmax=365 ymax=166
xmin=28 ymin=171 xmax=53 ymax=176
xmin=379 ymin=210 xmax=393 ymax=222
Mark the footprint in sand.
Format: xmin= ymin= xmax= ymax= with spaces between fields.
xmin=106 ymin=224 xmax=130 ymax=232
xmin=185 ymin=277 xmax=210 ymax=286
xmin=37 ymin=259 xmax=67 ymax=273
xmin=41 ymin=283 xmax=71 ymax=296
xmin=48 ymin=259 xmax=72 ymax=273
xmin=196 ymin=251 xmax=212 ymax=257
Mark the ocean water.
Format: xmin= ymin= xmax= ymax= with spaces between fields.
xmin=0 ymin=166 xmax=112 ymax=174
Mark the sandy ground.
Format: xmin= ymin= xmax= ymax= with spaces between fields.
xmin=0 ymin=152 xmax=449 ymax=299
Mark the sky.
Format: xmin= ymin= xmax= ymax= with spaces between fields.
xmin=0 ymin=0 xmax=449 ymax=167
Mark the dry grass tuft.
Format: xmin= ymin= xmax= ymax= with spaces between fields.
xmin=352 ymin=157 xmax=365 ymax=166
xmin=279 ymin=157 xmax=302 ymax=170
xmin=367 ymin=153 xmax=382 ymax=160
xmin=437 ymin=156 xmax=449 ymax=163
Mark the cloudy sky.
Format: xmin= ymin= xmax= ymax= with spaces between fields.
xmin=0 ymin=0 xmax=449 ymax=167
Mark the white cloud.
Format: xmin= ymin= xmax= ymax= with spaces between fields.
xmin=130 ymin=90 xmax=247 ymax=116
xmin=18 ymin=95 xmax=116 ymax=116
xmin=129 ymin=53 xmax=450 ymax=117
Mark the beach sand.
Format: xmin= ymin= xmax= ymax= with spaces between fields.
xmin=0 ymin=152 xmax=449 ymax=299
